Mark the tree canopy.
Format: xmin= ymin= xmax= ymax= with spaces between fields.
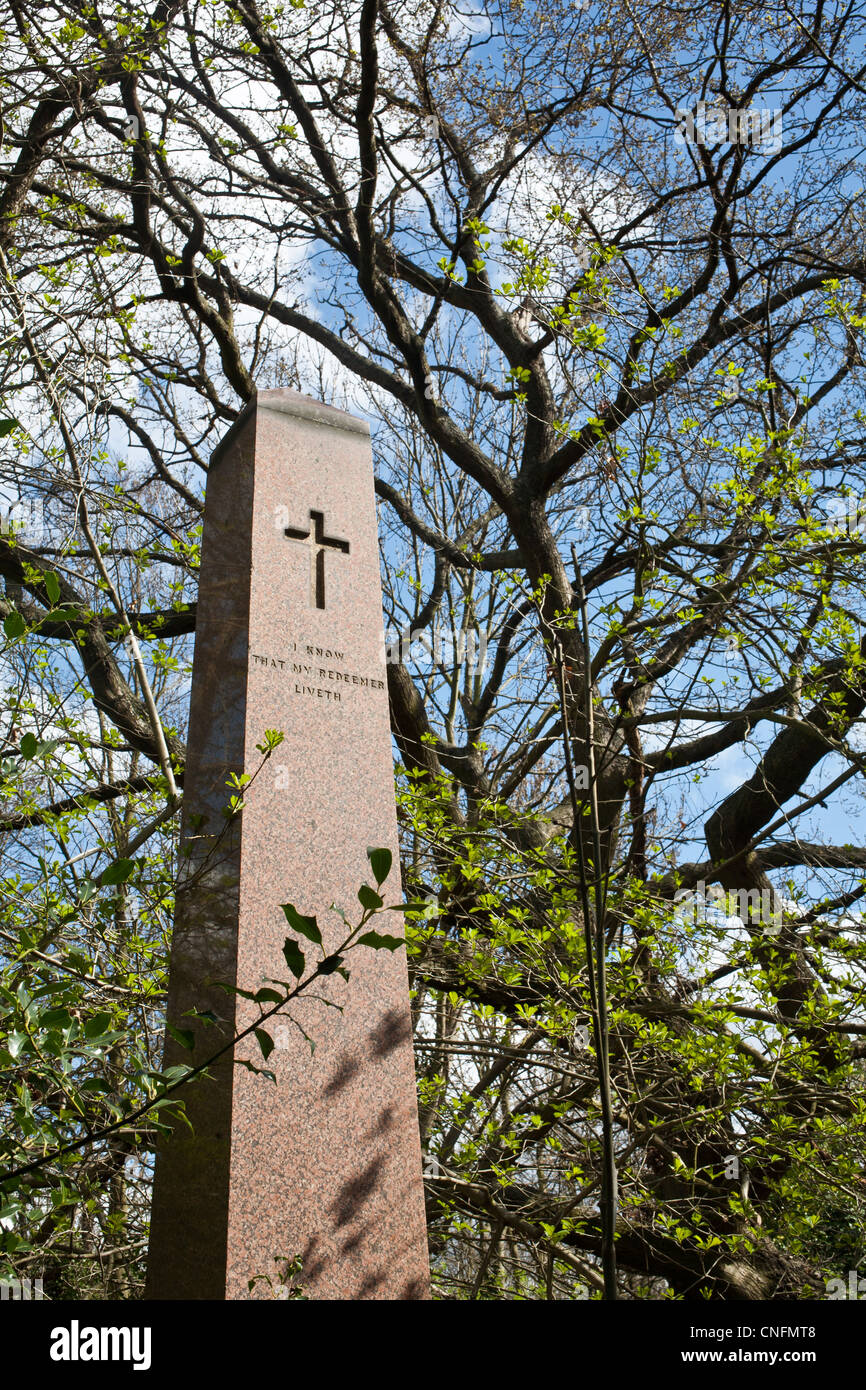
xmin=1 ymin=0 xmax=866 ymax=1299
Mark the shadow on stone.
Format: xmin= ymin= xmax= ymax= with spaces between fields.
xmin=300 ymin=1235 xmax=326 ymax=1284
xmin=329 ymin=1156 xmax=384 ymax=1228
xmin=367 ymin=1104 xmax=395 ymax=1138
xmin=358 ymin=1269 xmax=387 ymax=1296
xmin=324 ymin=1053 xmax=360 ymax=1096
xmin=369 ymin=1008 xmax=410 ymax=1057
xmin=340 ymin=1223 xmax=370 ymax=1256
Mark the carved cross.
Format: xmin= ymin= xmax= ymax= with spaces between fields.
xmin=284 ymin=509 xmax=350 ymax=608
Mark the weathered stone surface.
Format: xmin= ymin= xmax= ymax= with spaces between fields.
xmin=146 ymin=390 xmax=429 ymax=1300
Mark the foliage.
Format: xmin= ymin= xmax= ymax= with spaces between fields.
xmin=1 ymin=0 xmax=866 ymax=1299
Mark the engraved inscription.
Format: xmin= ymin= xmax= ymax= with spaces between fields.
xmin=250 ymin=647 xmax=385 ymax=704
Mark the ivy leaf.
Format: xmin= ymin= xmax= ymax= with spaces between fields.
xmin=281 ymin=904 xmax=321 ymax=945
xmin=282 ymin=937 xmax=305 ymax=979
xmin=357 ymin=931 xmax=404 ymax=952
xmin=366 ymin=847 xmax=392 ymax=885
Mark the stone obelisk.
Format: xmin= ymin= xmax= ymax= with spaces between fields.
xmin=146 ymin=390 xmax=429 ymax=1300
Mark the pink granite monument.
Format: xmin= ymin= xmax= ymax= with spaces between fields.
xmin=146 ymin=390 xmax=430 ymax=1300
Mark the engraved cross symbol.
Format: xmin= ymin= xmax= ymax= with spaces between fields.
xmin=283 ymin=509 xmax=350 ymax=609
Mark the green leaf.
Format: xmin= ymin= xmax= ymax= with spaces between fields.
xmin=19 ymin=732 xmax=37 ymax=758
xmin=358 ymin=883 xmax=383 ymax=911
xmin=44 ymin=607 xmax=79 ymax=622
xmin=7 ymin=1031 xmax=27 ymax=1059
xmin=0 ymin=418 xmax=20 ymax=437
xmin=160 ymin=1064 xmax=194 ymax=1085
xmin=293 ymin=1023 xmax=316 ymax=1056
xmin=357 ymin=931 xmax=404 ymax=952
xmin=236 ymin=1058 xmax=277 ymax=1084
xmin=78 ymin=879 xmax=98 ymax=905
xmin=44 ymin=572 xmax=60 ymax=605
xmin=254 ymin=987 xmax=283 ymax=1005
xmin=367 ymin=846 xmax=392 ymax=885
xmin=100 ymin=857 xmax=136 ymax=886
xmin=79 ymin=1077 xmax=113 ymax=1094
xmin=255 ymin=729 xmax=285 ymax=754
xmin=64 ymin=950 xmax=92 ymax=972
xmin=213 ymin=982 xmax=256 ymax=1000
xmin=400 ymin=898 xmax=440 ymax=920
xmin=187 ymin=1008 xmax=219 ymax=1027
xmin=317 ymin=953 xmax=345 ymax=975
xmin=41 ymin=1008 xmax=73 ymax=1029
xmin=167 ymin=1023 xmax=195 ymax=1051
xmin=282 ymin=937 xmax=305 ymax=978
xmin=281 ymin=904 xmax=321 ymax=945
xmin=255 ymin=1028 xmax=275 ymax=1059
xmin=3 ymin=611 xmax=26 ymax=640
xmin=84 ymin=1012 xmax=113 ymax=1038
